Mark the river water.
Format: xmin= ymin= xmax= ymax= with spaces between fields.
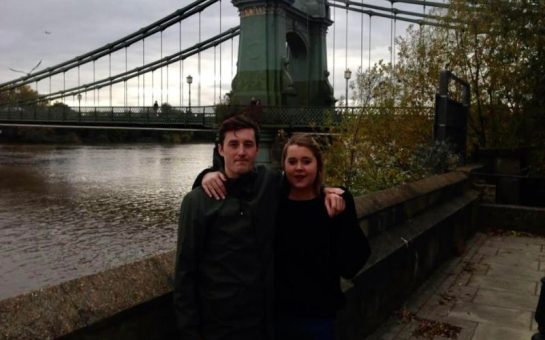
xmin=0 ymin=143 xmax=213 ymax=300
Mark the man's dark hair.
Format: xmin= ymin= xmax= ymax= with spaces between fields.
xmin=218 ymin=114 xmax=260 ymax=147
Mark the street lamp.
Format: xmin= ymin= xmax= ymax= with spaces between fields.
xmin=344 ymin=68 xmax=352 ymax=111
xmin=186 ymin=75 xmax=193 ymax=113
xmin=77 ymin=93 xmax=82 ymax=113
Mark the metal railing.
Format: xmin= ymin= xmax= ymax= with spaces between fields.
xmin=0 ymin=105 xmax=434 ymax=129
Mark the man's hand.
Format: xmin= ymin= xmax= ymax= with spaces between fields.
xmin=202 ymin=171 xmax=227 ymax=200
xmin=324 ymin=187 xmax=345 ymax=217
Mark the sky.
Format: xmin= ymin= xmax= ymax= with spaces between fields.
xmin=0 ymin=0 xmax=435 ymax=107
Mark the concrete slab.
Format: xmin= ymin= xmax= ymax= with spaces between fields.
xmin=449 ymin=302 xmax=533 ymax=329
xmin=472 ymin=324 xmax=535 ymax=340
xmin=479 ymin=253 xmax=540 ymax=270
xmin=481 ymin=254 xmax=539 ymax=270
xmin=473 ymin=288 xmax=539 ymax=311
xmin=484 ymin=260 xmax=541 ymax=275
xmin=366 ymin=231 xmax=544 ymax=340
xmin=475 ymin=245 xmax=499 ymax=257
xmin=467 ymin=274 xmax=537 ymax=294
xmin=418 ymin=286 xmax=479 ymax=321
xmin=485 ymin=263 xmax=544 ymax=282
xmin=497 ymin=248 xmax=545 ymax=261
xmin=483 ymin=241 xmax=543 ymax=253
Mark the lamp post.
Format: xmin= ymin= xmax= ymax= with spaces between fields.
xmin=344 ymin=68 xmax=352 ymax=111
xmin=77 ymin=93 xmax=82 ymax=113
xmin=186 ymin=75 xmax=193 ymax=113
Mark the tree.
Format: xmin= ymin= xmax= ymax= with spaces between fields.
xmin=323 ymin=1 xmax=545 ymax=192
xmin=323 ymin=62 xmax=436 ymax=194
xmin=441 ymin=0 xmax=545 ymax=149
xmin=344 ymin=0 xmax=545 ymax=176
xmin=396 ymin=0 xmax=545 ymax=149
xmin=0 ymin=85 xmax=45 ymax=106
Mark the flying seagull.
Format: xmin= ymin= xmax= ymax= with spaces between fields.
xmin=9 ymin=60 xmax=42 ymax=76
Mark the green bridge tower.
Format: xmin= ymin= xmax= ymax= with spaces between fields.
xmin=230 ymin=0 xmax=335 ymax=107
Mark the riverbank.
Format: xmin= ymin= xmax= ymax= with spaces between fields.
xmin=0 ymin=126 xmax=216 ymax=144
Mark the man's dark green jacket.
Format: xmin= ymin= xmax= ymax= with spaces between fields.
xmin=174 ymin=166 xmax=280 ymax=340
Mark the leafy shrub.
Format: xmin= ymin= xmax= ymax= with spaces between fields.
xmin=410 ymin=141 xmax=460 ymax=177
xmin=322 ymin=109 xmax=458 ymax=195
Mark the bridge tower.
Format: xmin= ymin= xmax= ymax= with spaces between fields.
xmin=230 ymin=0 xmax=335 ymax=107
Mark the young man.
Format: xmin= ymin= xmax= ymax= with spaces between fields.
xmin=174 ymin=115 xmax=344 ymax=340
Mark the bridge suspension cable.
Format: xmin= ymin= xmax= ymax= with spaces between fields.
xmin=198 ymin=11 xmax=202 ymax=106
xmin=360 ymin=0 xmax=364 ymax=73
xmin=19 ymin=27 xmax=240 ymax=105
xmin=219 ymin=0 xmax=223 ymax=103
xmin=327 ymin=0 xmax=454 ymax=106
xmin=332 ymin=4 xmax=336 ymax=90
xmin=368 ymin=16 xmax=372 ymax=70
xmin=327 ymin=0 xmax=451 ymax=27
xmin=0 ymin=0 xmax=221 ymax=91
xmin=392 ymin=0 xmax=449 ymax=8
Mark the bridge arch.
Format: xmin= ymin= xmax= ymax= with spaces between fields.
xmin=285 ymin=31 xmax=308 ymax=106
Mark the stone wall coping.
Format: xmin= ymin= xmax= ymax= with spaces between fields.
xmin=353 ymin=165 xmax=479 ymax=219
xmin=362 ymin=191 xmax=479 ymax=270
xmin=0 ymin=251 xmax=176 ymax=340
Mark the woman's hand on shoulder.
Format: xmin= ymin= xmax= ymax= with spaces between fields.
xmin=202 ymin=171 xmax=227 ymax=200
xmin=323 ymin=187 xmax=346 ymax=217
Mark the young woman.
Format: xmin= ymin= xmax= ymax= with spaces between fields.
xmin=274 ymin=134 xmax=370 ymax=340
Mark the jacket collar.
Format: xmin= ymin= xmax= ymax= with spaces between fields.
xmin=224 ymin=168 xmax=257 ymax=199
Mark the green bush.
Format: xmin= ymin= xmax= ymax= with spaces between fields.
xmin=322 ymin=109 xmax=457 ymax=195
xmin=410 ymin=141 xmax=460 ymax=177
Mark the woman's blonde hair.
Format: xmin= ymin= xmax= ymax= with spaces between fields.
xmin=281 ymin=133 xmax=323 ymax=196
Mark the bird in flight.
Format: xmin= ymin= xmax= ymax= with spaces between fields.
xmin=44 ymin=30 xmax=51 ymax=35
xmin=9 ymin=60 xmax=42 ymax=76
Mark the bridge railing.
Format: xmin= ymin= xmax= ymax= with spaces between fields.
xmin=0 ymin=105 xmax=217 ymax=127
xmin=0 ymin=105 xmax=433 ymax=129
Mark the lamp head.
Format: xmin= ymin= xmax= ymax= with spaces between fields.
xmin=344 ymin=68 xmax=352 ymax=80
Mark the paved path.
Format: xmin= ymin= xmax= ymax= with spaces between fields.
xmin=367 ymin=231 xmax=544 ymax=340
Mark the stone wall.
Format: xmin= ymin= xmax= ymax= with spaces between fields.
xmin=477 ymin=203 xmax=545 ymax=234
xmin=0 ymin=253 xmax=177 ymax=340
xmin=336 ymin=167 xmax=479 ymax=339
xmin=0 ymin=168 xmax=480 ymax=340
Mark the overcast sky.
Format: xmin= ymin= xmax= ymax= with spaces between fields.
xmin=0 ymin=0 xmax=429 ymax=107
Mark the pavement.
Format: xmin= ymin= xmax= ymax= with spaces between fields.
xmin=367 ymin=230 xmax=545 ymax=340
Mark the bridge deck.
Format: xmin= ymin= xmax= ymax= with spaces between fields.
xmin=0 ymin=106 xmax=340 ymax=130
xmin=0 ymin=106 xmax=434 ymax=131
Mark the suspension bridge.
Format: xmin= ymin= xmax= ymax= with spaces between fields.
xmin=0 ymin=0 xmax=450 ymax=130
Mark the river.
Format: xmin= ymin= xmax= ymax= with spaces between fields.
xmin=0 ymin=143 xmax=213 ymax=300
